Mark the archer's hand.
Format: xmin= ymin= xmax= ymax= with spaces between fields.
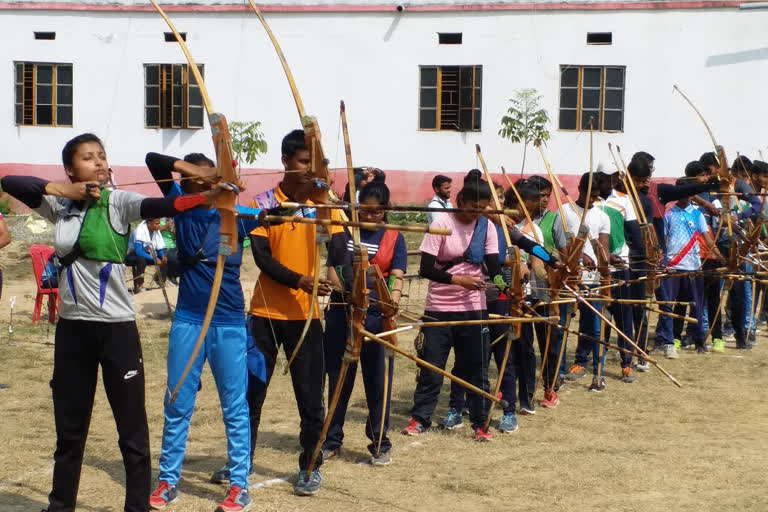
xmin=298 ymin=276 xmax=333 ymax=296
xmin=520 ymin=265 xmax=531 ymax=283
xmin=451 ymin=275 xmax=486 ymax=291
xmin=47 ymin=181 xmax=102 ymax=201
xmin=702 ymin=201 xmax=720 ymax=217
xmin=610 ymin=255 xmax=625 ymax=266
xmin=581 ymin=254 xmax=596 ymax=270
xmin=552 ymin=260 xmax=566 ymax=271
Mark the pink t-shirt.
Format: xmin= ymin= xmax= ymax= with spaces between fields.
xmin=419 ymin=214 xmax=499 ymax=312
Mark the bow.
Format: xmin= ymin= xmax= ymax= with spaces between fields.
xmin=477 ymin=144 xmax=522 ymax=431
xmin=611 ymin=144 xmax=663 ymax=296
xmin=305 ymin=101 xmax=367 ymax=478
xmin=149 ymin=0 xmax=239 ymax=403
xmin=248 ymin=0 xmax=333 ymax=374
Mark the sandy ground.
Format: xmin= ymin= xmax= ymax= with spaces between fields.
xmin=0 ymin=231 xmax=767 ymax=512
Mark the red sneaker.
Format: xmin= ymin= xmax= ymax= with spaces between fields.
xmin=400 ymin=419 xmax=425 ymax=436
xmin=473 ymin=427 xmax=494 ymax=442
xmin=541 ymin=389 xmax=559 ymax=408
xmin=215 ymin=486 xmax=251 ymax=512
xmin=149 ymin=481 xmax=178 ymax=510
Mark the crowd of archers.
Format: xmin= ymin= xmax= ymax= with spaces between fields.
xmin=2 ymin=130 xmax=766 ymax=512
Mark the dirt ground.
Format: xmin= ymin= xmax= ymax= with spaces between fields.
xmin=0 ymin=223 xmax=767 ymax=512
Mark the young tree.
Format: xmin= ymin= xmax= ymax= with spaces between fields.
xmin=498 ymin=89 xmax=550 ymax=174
xmin=229 ymin=121 xmax=268 ymax=166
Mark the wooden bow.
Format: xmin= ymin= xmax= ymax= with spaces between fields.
xmin=477 ymin=144 xmax=523 ymax=431
xmin=305 ymin=101 xmax=367 ymax=478
xmin=247 ymin=0 xmax=334 ymax=373
xmin=149 ymin=0 xmax=240 ymax=404
xmin=611 ymin=144 xmax=663 ymax=296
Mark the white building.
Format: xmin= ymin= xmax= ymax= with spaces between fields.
xmin=1 ymin=0 xmax=766 ymax=202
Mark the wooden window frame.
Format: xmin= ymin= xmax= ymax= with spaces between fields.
xmin=14 ymin=61 xmax=73 ymax=127
xmin=144 ymin=63 xmax=204 ymax=130
xmin=557 ymin=64 xmax=625 ymax=133
xmin=418 ymin=64 xmax=482 ymax=132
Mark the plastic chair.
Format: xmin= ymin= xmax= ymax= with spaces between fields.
xmin=29 ymin=245 xmax=59 ymax=324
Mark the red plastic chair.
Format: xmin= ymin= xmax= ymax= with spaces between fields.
xmin=29 ymin=245 xmax=59 ymax=324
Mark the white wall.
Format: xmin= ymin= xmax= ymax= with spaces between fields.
xmin=1 ymin=7 xmax=767 ymax=178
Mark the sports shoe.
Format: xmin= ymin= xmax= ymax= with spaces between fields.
xmin=564 ymin=365 xmax=586 ymax=381
xmin=210 ymin=464 xmax=254 ymax=484
xmin=588 ymin=376 xmax=606 ymax=392
xmin=149 ymin=481 xmax=178 ymax=510
xmin=736 ymin=342 xmax=753 ymax=351
xmin=723 ymin=324 xmax=735 ymax=338
xmin=210 ymin=465 xmax=230 ymax=484
xmin=0 ymin=383 xmax=8 ymax=390
xmin=712 ymin=338 xmax=725 ymax=353
xmin=554 ymin=375 xmax=564 ymax=391
xmin=321 ymin=447 xmax=340 ymax=463
xmin=621 ymin=367 xmax=636 ymax=383
xmin=460 ymin=407 xmax=470 ymax=416
xmin=473 ymin=427 xmax=494 ymax=441
xmin=663 ymin=344 xmax=678 ymax=359
xmin=748 ymin=330 xmax=757 ymax=343
xmin=497 ymin=413 xmax=519 ymax=433
xmin=541 ymin=389 xmax=559 ymax=408
xmin=438 ymin=408 xmax=464 ymax=430
xmin=371 ymin=451 xmax=392 ymax=466
xmin=216 ymin=486 xmax=251 ymax=512
xmin=673 ymin=339 xmax=682 ymax=351
xmin=696 ymin=344 xmax=710 ymax=354
xmin=519 ymin=404 xmax=535 ymax=416
xmin=400 ymin=419 xmax=425 ymax=436
xmin=635 ymin=361 xmax=651 ymax=372
xmin=294 ymin=469 xmax=322 ymax=496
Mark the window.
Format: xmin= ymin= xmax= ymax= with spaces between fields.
xmin=34 ymin=32 xmax=56 ymax=40
xmin=14 ymin=62 xmax=73 ymax=126
xmin=419 ymin=65 xmax=482 ymax=131
xmin=587 ymin=32 xmax=612 ymax=45
xmin=144 ymin=64 xmax=204 ymax=129
xmin=438 ymin=33 xmax=462 ymax=45
xmin=558 ymin=65 xmax=625 ymax=132
xmin=164 ymin=32 xmax=186 ymax=42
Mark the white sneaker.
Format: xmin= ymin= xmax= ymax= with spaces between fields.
xmin=663 ymin=344 xmax=678 ymax=359
xmin=635 ymin=361 xmax=651 ymax=372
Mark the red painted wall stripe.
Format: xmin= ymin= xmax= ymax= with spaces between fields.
xmin=0 ymin=1 xmax=745 ymax=12
xmin=0 ymin=163 xmax=674 ymax=215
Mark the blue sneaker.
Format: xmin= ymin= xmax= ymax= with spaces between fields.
xmin=216 ymin=486 xmax=251 ymax=512
xmin=438 ymin=408 xmax=464 ymax=430
xmin=497 ymin=413 xmax=519 ymax=433
xmin=294 ymin=469 xmax=323 ymax=496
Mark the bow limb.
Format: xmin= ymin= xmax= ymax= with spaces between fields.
xmin=149 ymin=1 xmax=239 ymax=403
xmin=247 ymin=0 xmax=305 ymax=117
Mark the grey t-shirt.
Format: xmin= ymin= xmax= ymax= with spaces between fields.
xmin=37 ymin=190 xmax=145 ymax=322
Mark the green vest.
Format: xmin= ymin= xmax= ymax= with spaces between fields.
xmin=598 ymin=205 xmax=625 ymax=255
xmin=539 ymin=211 xmax=557 ymax=253
xmin=78 ymin=189 xmax=129 ymax=263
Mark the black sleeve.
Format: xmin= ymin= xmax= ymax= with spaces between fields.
xmin=139 ymin=196 xmax=205 ymax=219
xmin=145 ymin=152 xmax=180 ymax=196
xmin=484 ymin=253 xmax=501 ymax=278
xmin=1 ymin=176 xmax=49 ymax=208
xmin=657 ymin=182 xmax=717 ymax=204
xmin=249 ymin=234 xmax=303 ymax=289
xmin=419 ymin=252 xmax=453 ymax=284
xmin=327 ymin=232 xmax=353 ymax=292
xmin=625 ymin=219 xmax=643 ymax=266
